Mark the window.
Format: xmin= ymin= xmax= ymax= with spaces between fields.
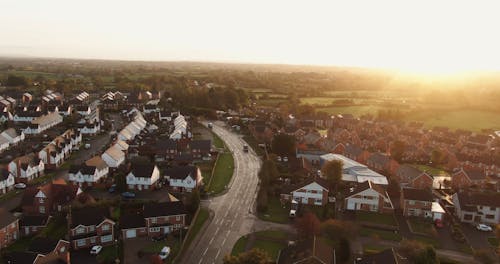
xmin=409 ymin=200 xmax=415 ymax=205
xmin=76 ymin=239 xmax=86 ymax=247
xmin=315 ymin=199 xmax=322 ymax=204
xmin=39 ymin=198 xmax=44 ymax=204
xmin=490 ymin=207 xmax=496 ymax=211
xmin=90 ymin=237 xmax=96 ymax=243
xmin=39 ymin=206 xmax=45 ymax=214
xmin=59 ymin=246 xmax=66 ymax=253
xmin=149 ymin=227 xmax=160 ymax=232
xmin=101 ymin=235 xmax=113 ymax=243
xmin=485 ymin=214 xmax=495 ymax=219
xmin=151 ymin=218 xmax=157 ymax=224
xmin=176 ymin=216 xmax=181 ymax=221
xmin=102 ymin=224 xmax=110 ymax=231
xmin=76 ymin=227 xmax=85 ymax=234
xmin=89 ymin=226 xmax=95 ymax=232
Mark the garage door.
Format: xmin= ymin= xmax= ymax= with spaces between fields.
xmin=347 ymin=201 xmax=355 ymax=210
xmin=125 ymin=229 xmax=136 ymax=238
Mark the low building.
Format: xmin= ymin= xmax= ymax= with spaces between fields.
xmin=0 ymin=208 xmax=19 ymax=248
xmin=344 ymin=180 xmax=393 ymax=213
xmin=320 ymin=153 xmax=389 ymax=186
xmin=401 ymin=188 xmax=444 ymax=220
xmin=8 ymin=153 xmax=45 ymax=183
xmin=452 ymin=191 xmax=500 ymax=225
xmin=101 ymin=145 xmax=125 ymax=168
xmin=163 ymin=165 xmax=202 ymax=192
xmin=69 ymin=207 xmax=115 ymax=250
xmin=280 ymin=178 xmax=330 ymax=206
xmin=126 ymin=163 xmax=160 ymax=190
xmin=452 ymin=168 xmax=489 ymax=189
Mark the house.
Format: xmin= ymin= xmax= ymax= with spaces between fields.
xmin=0 ymin=168 xmax=15 ymax=194
xmin=344 ymin=180 xmax=394 ymax=213
xmin=1 ymin=128 xmax=25 ymax=145
xmin=320 ymin=153 xmax=389 ymax=186
xmin=21 ymin=179 xmax=83 ymax=215
xmin=0 ymin=208 xmax=19 ymax=248
xmin=5 ymin=238 xmax=70 ymax=264
xmin=280 ymin=178 xmax=330 ymax=206
xmin=452 ymin=168 xmax=489 ymax=189
xmin=101 ymin=145 xmax=125 ymax=168
xmin=163 ymin=165 xmax=202 ymax=192
xmin=344 ymin=144 xmax=370 ymax=163
xmin=0 ymin=111 xmax=13 ymax=123
xmin=85 ymin=156 xmax=109 ymax=178
xmin=452 ymin=191 xmax=500 ymax=225
xmin=356 ymin=248 xmax=409 ymax=264
xmin=8 ymin=153 xmax=45 ymax=183
xmin=69 ymin=206 xmax=115 ymax=249
xmin=396 ymin=165 xmax=434 ymax=189
xmin=25 ymin=112 xmax=63 ymax=134
xmin=0 ymin=134 xmax=9 ymax=152
xmin=122 ymin=201 xmax=188 ymax=239
xmin=277 ymin=236 xmax=334 ymax=264
xmin=126 ymin=163 xmax=160 ymax=190
xmin=19 ymin=215 xmax=50 ymax=237
xmin=401 ymin=188 xmax=444 ymax=220
xmin=68 ymin=164 xmax=106 ymax=188
xmin=187 ymin=140 xmax=212 ymax=159
xmin=367 ymin=152 xmax=400 ymax=176
xmin=77 ymin=122 xmax=101 ymax=135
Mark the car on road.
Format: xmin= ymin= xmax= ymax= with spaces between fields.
xmin=121 ymin=192 xmax=136 ymax=198
xmin=90 ymin=245 xmax=103 ymax=255
xmin=108 ymin=184 xmax=116 ymax=193
xmin=159 ymin=246 xmax=171 ymax=260
xmin=476 ymin=224 xmax=492 ymax=232
xmin=14 ymin=183 xmax=27 ymax=189
xmin=243 ymin=144 xmax=249 ymax=153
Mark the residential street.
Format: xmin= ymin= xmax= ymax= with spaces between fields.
xmin=182 ymin=121 xmax=269 ymax=264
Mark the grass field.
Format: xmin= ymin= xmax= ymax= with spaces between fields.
xmin=406 ymin=109 xmax=500 ymax=131
xmin=0 ymin=70 xmax=58 ymax=79
xmin=408 ymin=218 xmax=436 ymax=236
xmin=231 ymin=235 xmax=249 ymax=256
xmin=356 ymin=211 xmax=398 ymax=226
xmin=207 ymin=153 xmax=234 ymax=194
xmin=211 ymin=131 xmax=225 ymax=149
xmin=258 ymin=196 xmax=290 ymax=224
xmin=231 ymin=230 xmax=288 ymax=259
xmin=316 ymin=105 xmax=393 ymax=116
xmin=252 ymin=240 xmax=285 ymax=260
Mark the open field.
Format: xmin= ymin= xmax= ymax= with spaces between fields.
xmin=0 ymin=70 xmax=58 ymax=79
xmin=406 ymin=109 xmax=500 ymax=131
xmin=207 ymin=152 xmax=234 ymax=194
xmin=317 ymin=105 xmax=393 ymax=116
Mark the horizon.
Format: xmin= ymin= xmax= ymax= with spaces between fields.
xmin=2 ymin=0 xmax=500 ymax=75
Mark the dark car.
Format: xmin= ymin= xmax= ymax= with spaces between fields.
xmin=108 ymin=184 xmax=116 ymax=193
xmin=121 ymin=192 xmax=136 ymax=198
xmin=151 ymin=234 xmax=168 ymax=241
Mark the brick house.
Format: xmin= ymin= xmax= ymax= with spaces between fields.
xmin=401 ymin=188 xmax=444 ymax=220
xmin=344 ymin=144 xmax=370 ymax=164
xmin=122 ymin=201 xmax=188 ymax=239
xmin=19 ymin=215 xmax=50 ymax=237
xmin=451 ymin=168 xmax=488 ymax=189
xmin=0 ymin=208 xmax=19 ymax=248
xmin=344 ymin=180 xmax=394 ymax=213
xmin=186 ymin=140 xmax=212 ymax=159
xmin=280 ymin=178 xmax=330 ymax=206
xmin=5 ymin=238 xmax=70 ymax=264
xmin=367 ymin=152 xmax=400 ymax=176
xmin=396 ymin=165 xmax=433 ymax=189
xmin=21 ymin=179 xmax=82 ymax=215
xmin=69 ymin=206 xmax=115 ymax=250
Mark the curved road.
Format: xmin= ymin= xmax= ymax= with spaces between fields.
xmin=183 ymin=122 xmax=262 ymax=264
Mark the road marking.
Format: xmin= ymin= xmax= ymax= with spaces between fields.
xmin=215 ymin=226 xmax=220 ymax=234
xmin=230 ymin=220 xmax=235 ymax=228
xmin=226 ymin=230 xmax=231 ymax=237
xmin=222 ymin=237 xmax=227 ymax=246
xmin=215 ymin=249 xmax=221 ymax=259
xmin=203 ymin=247 xmax=209 ymax=255
xmin=209 ymin=237 xmax=215 ymax=245
xmin=198 ymin=259 xmax=203 ymax=264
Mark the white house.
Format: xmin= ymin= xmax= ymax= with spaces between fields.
xmin=452 ymin=192 xmax=500 ymax=225
xmin=77 ymin=122 xmax=101 ymax=135
xmin=68 ymin=161 xmax=108 ymax=188
xmin=344 ymin=180 xmax=394 ymax=213
xmin=0 ymin=135 xmax=9 ymax=152
xmin=0 ymin=168 xmax=15 ymax=194
xmin=1 ymin=128 xmax=25 ymax=145
xmin=8 ymin=154 xmax=45 ymax=183
xmin=163 ymin=166 xmax=202 ymax=192
xmin=126 ymin=163 xmax=160 ymax=190
xmin=101 ymin=146 xmax=125 ymax=168
xmin=280 ymin=178 xmax=330 ymax=206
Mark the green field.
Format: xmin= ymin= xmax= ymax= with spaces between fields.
xmin=356 ymin=211 xmax=398 ymax=226
xmin=231 ymin=230 xmax=288 ymax=259
xmin=359 ymin=227 xmax=402 ymax=241
xmin=207 ymin=153 xmax=234 ymax=194
xmin=406 ymin=109 xmax=500 ymax=131
xmin=316 ymin=105 xmax=393 ymax=117
xmin=258 ymin=196 xmax=290 ymax=224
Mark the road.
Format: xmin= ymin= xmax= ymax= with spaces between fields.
xmin=183 ymin=122 xmax=263 ymax=264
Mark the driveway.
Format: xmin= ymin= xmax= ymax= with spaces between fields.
xmin=123 ymin=237 xmax=155 ymax=264
xmin=71 ymin=249 xmax=99 ymax=264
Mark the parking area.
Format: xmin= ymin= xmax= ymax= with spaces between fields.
xmin=461 ymin=223 xmax=495 ymax=250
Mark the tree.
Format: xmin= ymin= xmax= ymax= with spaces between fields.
xmin=295 ymin=212 xmax=320 ymax=238
xmin=187 ymin=189 xmax=201 ymax=214
xmin=390 ymin=140 xmax=406 ymax=162
xmin=223 ymin=248 xmax=272 ymax=264
xmin=321 ymin=160 xmax=343 ymax=190
xmin=399 ymin=240 xmax=439 ymax=264
xmin=6 ymin=74 xmax=28 ymax=86
xmin=271 ymin=134 xmax=296 ymax=157
xmin=431 ymin=149 xmax=445 ymax=165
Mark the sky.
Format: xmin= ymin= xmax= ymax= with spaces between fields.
xmin=1 ymin=0 xmax=500 ymax=74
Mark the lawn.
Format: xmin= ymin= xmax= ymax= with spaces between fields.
xmin=316 ymin=105 xmax=393 ymax=117
xmin=96 ymin=245 xmax=119 ymax=263
xmin=1 ymin=236 xmax=34 ymax=253
xmin=207 ymin=152 xmax=234 ymax=194
xmin=359 ymin=227 xmax=402 ymax=241
xmin=182 ymin=208 xmax=209 ymax=256
xmin=38 ymin=216 xmax=68 ymax=240
xmin=254 ymin=230 xmax=289 ymax=241
xmin=363 ymin=243 xmax=391 ymax=255
xmin=407 ymin=218 xmax=436 ymax=236
xmin=231 ymin=235 xmax=249 ymax=256
xmin=413 ymin=235 xmax=441 ymax=248
xmin=356 ymin=211 xmax=397 ymax=226
xmin=303 ymin=204 xmax=335 ymax=221
xmin=258 ymin=196 xmax=290 ymax=224
xmin=488 ymin=237 xmax=499 ymax=247
xmin=211 ymin=131 xmax=225 ymax=149
xmin=252 ymin=240 xmax=285 ymax=260
xmin=406 ymin=109 xmax=500 ymax=132
xmin=198 ymin=161 xmax=215 ymax=186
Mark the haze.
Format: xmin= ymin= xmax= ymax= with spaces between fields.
xmin=1 ymin=0 xmax=500 ymax=74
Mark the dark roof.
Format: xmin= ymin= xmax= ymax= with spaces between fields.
xmin=0 ymin=168 xmax=12 ymax=181
xmin=349 ymin=180 xmax=387 ymax=198
xmin=120 ymin=212 xmax=145 ymax=229
xmin=4 ymin=252 xmax=38 ymax=264
xmin=143 ymin=201 xmax=187 ymax=218
xmin=368 ymin=152 xmax=391 ymax=165
xmin=345 ymin=144 xmax=363 ymax=157
xmin=156 ymin=138 xmax=177 ymax=150
xmin=402 ymin=188 xmax=433 ymax=202
xmin=28 ymin=237 xmax=59 ymax=254
xmin=164 ymin=166 xmax=198 ymax=180
xmin=71 ymin=207 xmax=111 ymax=228
xmin=357 ymin=248 xmax=407 ymax=264
xmin=463 ymin=169 xmax=486 ymax=181
xmin=130 ymin=163 xmax=156 ymax=178
xmin=20 ymin=215 xmax=50 ymax=227
xmin=457 ymin=192 xmax=500 ymax=207
xmin=189 ymin=140 xmax=211 ymax=151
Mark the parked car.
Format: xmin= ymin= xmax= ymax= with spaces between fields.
xmin=90 ymin=245 xmax=103 ymax=255
xmin=14 ymin=183 xmax=27 ymax=189
xmin=108 ymin=184 xmax=116 ymax=193
xmin=476 ymin=224 xmax=492 ymax=232
xmin=151 ymin=234 xmax=168 ymax=242
xmin=121 ymin=192 xmax=136 ymax=198
xmin=159 ymin=246 xmax=171 ymax=260
xmin=434 ymin=219 xmax=444 ymax=228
